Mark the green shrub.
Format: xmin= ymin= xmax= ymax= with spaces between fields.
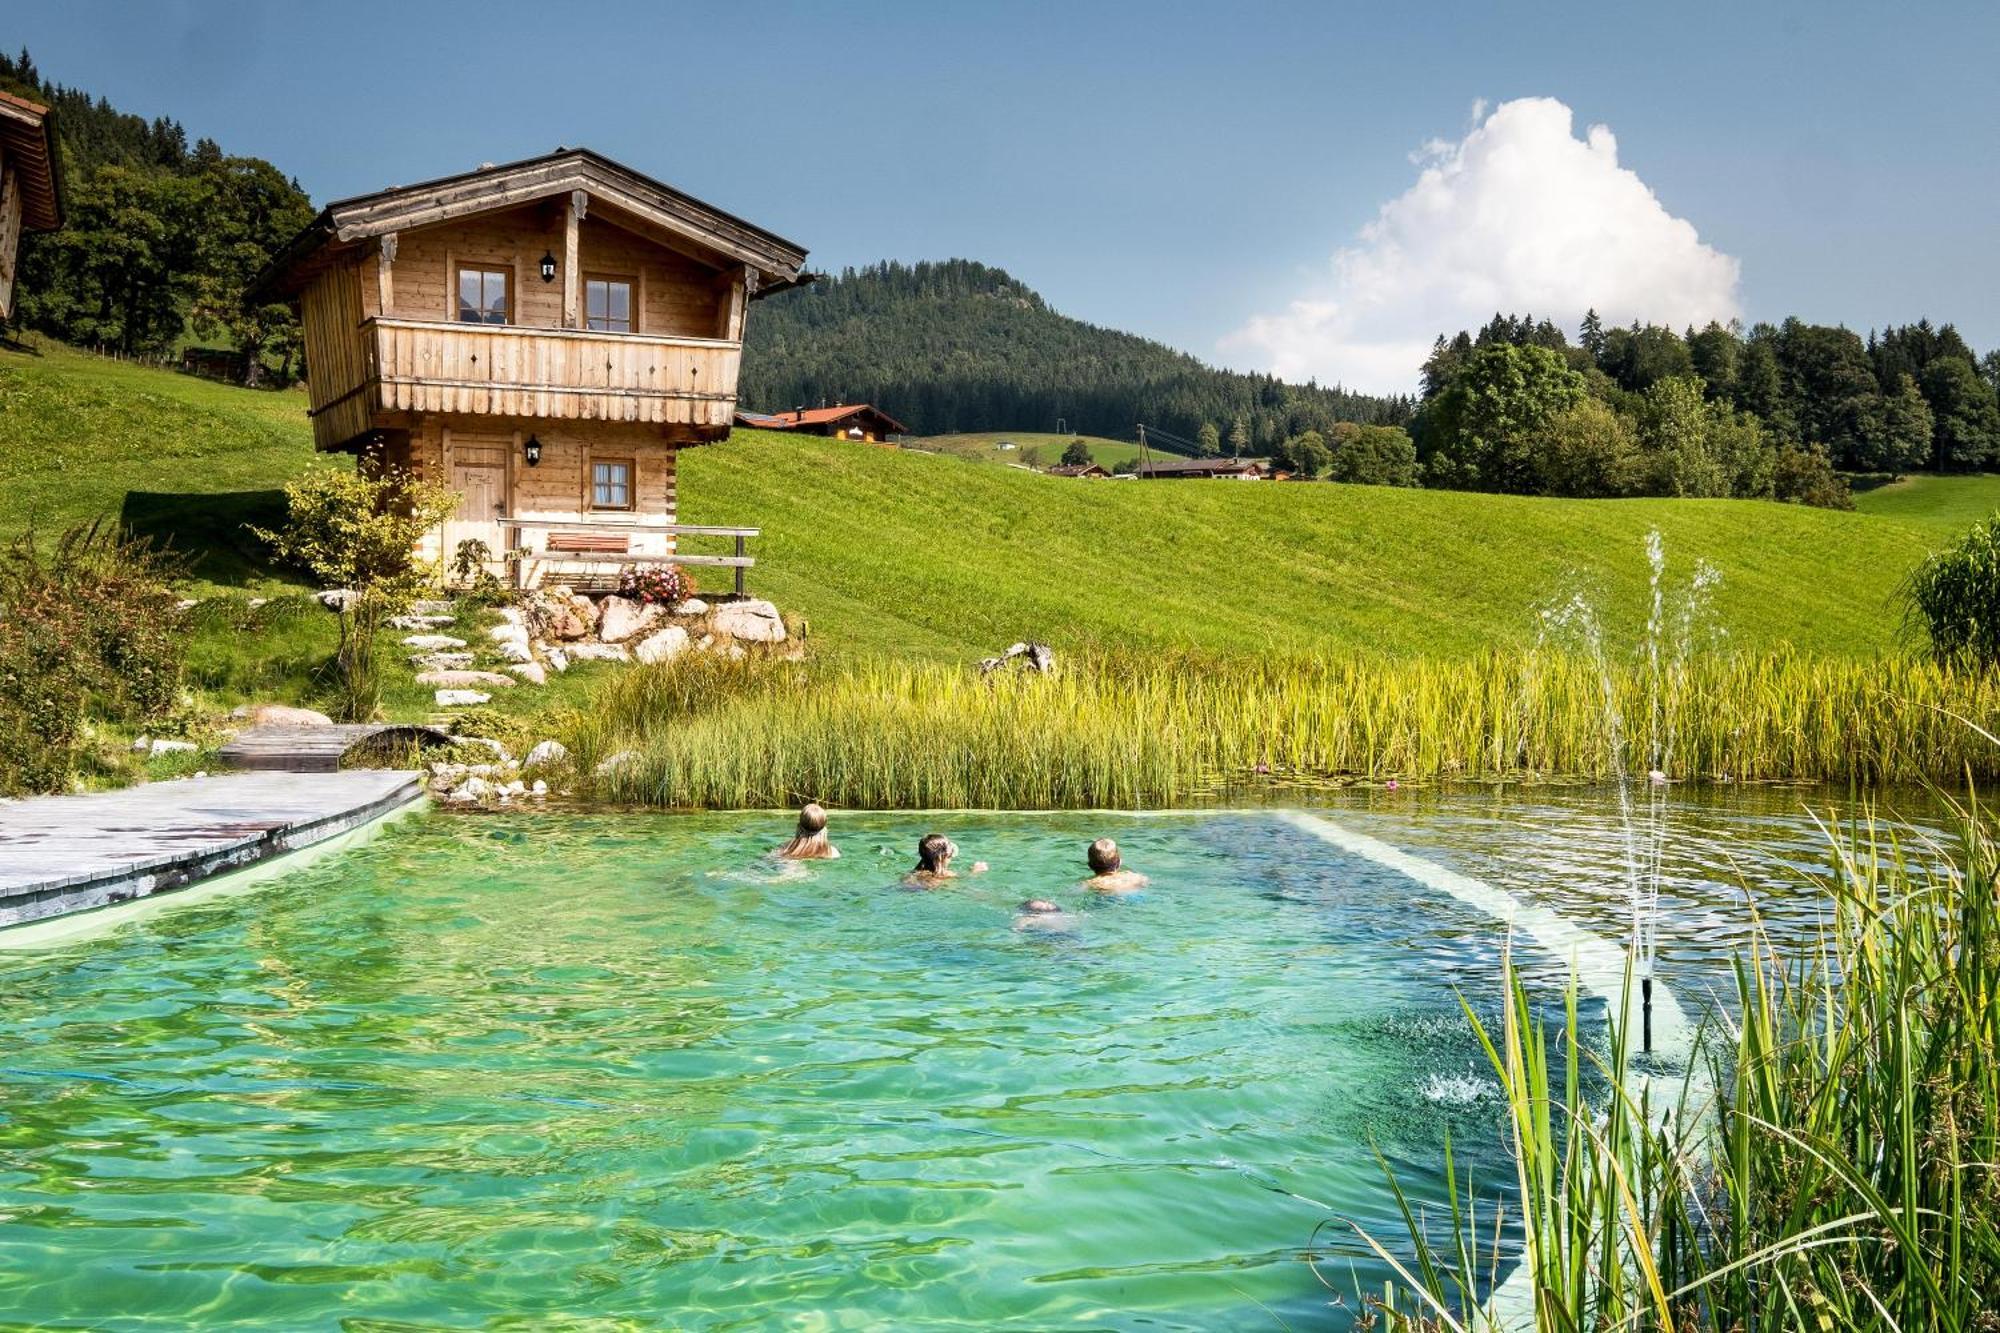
xmin=252 ymin=464 xmax=457 ymax=721
xmin=0 ymin=522 xmax=187 ymax=794
xmin=1905 ymin=513 xmax=2000 ymax=670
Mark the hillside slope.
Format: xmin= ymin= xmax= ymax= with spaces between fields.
xmin=1853 ymin=474 xmax=2000 ymax=536
xmin=0 ymin=339 xmax=1944 ymax=660
xmin=739 ymin=259 xmax=1406 ymax=444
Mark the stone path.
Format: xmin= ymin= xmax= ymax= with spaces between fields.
xmin=0 ymin=770 xmax=423 ymax=929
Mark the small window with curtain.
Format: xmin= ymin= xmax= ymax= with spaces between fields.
xmin=456 ymin=266 xmax=511 ymax=324
xmin=591 ymin=458 xmax=633 ymax=511
xmin=585 ymin=276 xmax=633 ymax=333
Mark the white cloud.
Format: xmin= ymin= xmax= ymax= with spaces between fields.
xmin=1221 ymin=97 xmax=1741 ymax=395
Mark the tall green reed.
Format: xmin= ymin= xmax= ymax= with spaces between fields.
xmin=571 ymin=650 xmax=2000 ymax=809
xmin=1358 ymin=807 xmax=2000 ymax=1331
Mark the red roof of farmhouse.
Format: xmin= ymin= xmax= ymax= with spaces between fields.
xmin=733 ymin=403 xmax=910 ymax=434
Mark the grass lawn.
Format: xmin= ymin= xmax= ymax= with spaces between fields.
xmin=0 ymin=335 xmax=1960 ymax=674
xmin=910 ymin=430 xmax=1147 ymax=471
xmin=0 ymin=338 xmax=319 ymax=590
xmin=688 ymin=433 xmax=1934 ymax=659
xmin=1851 ymin=472 xmax=2000 ymax=536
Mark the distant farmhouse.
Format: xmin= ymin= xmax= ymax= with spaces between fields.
xmin=0 ymin=89 xmax=63 ymax=321
xmin=1138 ymin=457 xmax=1267 ymax=480
xmin=734 ymin=403 xmax=909 ymax=443
xmin=1046 ymin=462 xmax=1110 ymax=479
xmin=248 ymin=147 xmax=809 ymax=589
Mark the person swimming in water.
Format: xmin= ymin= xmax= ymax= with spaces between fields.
xmin=1081 ymin=837 xmax=1147 ymax=893
xmin=775 ymin=802 xmax=839 ymax=860
xmin=1013 ymin=898 xmax=1076 ymax=933
xmin=905 ymin=832 xmax=986 ymax=888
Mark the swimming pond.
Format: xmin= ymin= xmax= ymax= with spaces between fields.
xmin=0 ymin=797 xmax=1899 ymax=1328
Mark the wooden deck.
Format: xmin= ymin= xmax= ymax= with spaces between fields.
xmin=0 ymin=770 xmax=424 ymax=930
xmin=218 ymin=723 xmax=454 ymax=772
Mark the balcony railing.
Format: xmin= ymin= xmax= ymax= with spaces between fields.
xmin=362 ymin=318 xmax=742 ymax=428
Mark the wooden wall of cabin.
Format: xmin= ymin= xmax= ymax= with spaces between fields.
xmin=0 ymin=142 xmax=18 ymax=320
xmin=362 ymin=202 xmax=731 ymax=339
xmin=299 ymin=259 xmax=370 ymax=450
xmin=397 ymin=417 xmax=681 ymax=569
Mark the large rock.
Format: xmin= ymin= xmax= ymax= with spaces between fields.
xmin=493 ymin=640 xmax=535 ymax=664
xmin=671 ymin=598 xmax=709 ymax=617
xmin=389 ymin=613 xmax=457 ymax=631
xmin=522 ymin=739 xmax=570 ymax=771
xmin=527 ymin=591 xmax=592 ymax=641
xmin=712 ymin=599 xmax=786 ymax=644
xmin=435 ymin=689 xmax=491 ymax=707
xmin=410 ymin=651 xmax=475 ymax=670
xmin=231 ymin=703 xmax=332 ymax=726
xmin=506 ymin=662 xmax=548 ymax=686
xmin=595 ymin=749 xmax=641 ymax=777
xmin=314 ymin=589 xmax=358 ymax=612
xmin=566 ymin=643 xmax=631 ymax=663
xmin=544 ymin=647 xmax=570 ymax=673
xmin=487 ymin=623 xmax=530 ymax=647
xmin=597 ymin=597 xmax=664 ymax=644
xmin=402 ymin=634 xmax=467 ymax=651
xmin=634 ymin=625 xmax=690 ymax=664
xmin=416 ymin=669 xmax=516 ymax=688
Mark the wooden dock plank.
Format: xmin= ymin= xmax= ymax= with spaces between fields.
xmin=0 ymin=770 xmax=424 ymax=929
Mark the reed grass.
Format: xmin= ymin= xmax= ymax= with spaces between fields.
xmin=1357 ymin=807 xmax=2000 ymax=1331
xmin=567 ymin=650 xmax=2000 ymax=808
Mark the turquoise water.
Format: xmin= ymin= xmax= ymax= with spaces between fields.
xmin=0 ymin=810 xmax=1532 ymax=1330
xmin=1 ymin=791 xmax=1909 ymax=1328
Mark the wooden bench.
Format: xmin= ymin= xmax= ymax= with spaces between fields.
xmin=545 ymin=531 xmax=630 ymax=556
xmin=508 ymin=523 xmax=761 ymax=594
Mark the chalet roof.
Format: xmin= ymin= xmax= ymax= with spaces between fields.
xmin=0 ymin=90 xmax=64 ymax=232
xmin=250 ymin=146 xmax=809 ymax=303
xmin=736 ymin=403 xmax=911 ymax=435
xmin=1139 ymin=456 xmax=1266 ymax=476
xmin=1047 ymin=463 xmax=1110 ymax=477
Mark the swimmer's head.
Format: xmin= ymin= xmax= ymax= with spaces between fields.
xmin=795 ymin=802 xmax=828 ymax=835
xmin=1019 ymin=899 xmax=1062 ymax=914
xmin=916 ymin=832 xmax=956 ymax=873
xmin=1087 ymin=838 xmax=1121 ymax=874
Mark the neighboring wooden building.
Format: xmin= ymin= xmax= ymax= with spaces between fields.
xmin=0 ymin=90 xmax=64 ymax=322
xmin=1046 ymin=462 xmax=1110 ymax=479
xmin=1138 ymin=457 xmax=1267 ymax=480
xmin=733 ymin=403 xmax=908 ymax=443
xmin=249 ymin=148 xmax=809 ymax=587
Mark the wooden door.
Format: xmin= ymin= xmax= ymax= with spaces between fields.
xmin=445 ymin=446 xmax=508 ymax=568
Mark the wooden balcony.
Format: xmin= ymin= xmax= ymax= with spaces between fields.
xmin=337 ymin=318 xmax=743 ymax=432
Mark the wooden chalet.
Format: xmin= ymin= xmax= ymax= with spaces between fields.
xmin=1046 ymin=462 xmax=1111 ymax=479
xmin=249 ymin=148 xmax=809 ymax=588
xmin=0 ymin=90 xmax=64 ymax=321
xmin=1138 ymin=456 xmax=1267 ymax=480
xmin=733 ymin=402 xmax=908 ymax=443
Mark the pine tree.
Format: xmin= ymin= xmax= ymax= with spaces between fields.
xmin=1228 ymin=416 xmax=1250 ymax=457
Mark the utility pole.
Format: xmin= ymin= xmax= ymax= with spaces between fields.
xmin=1136 ymin=423 xmax=1154 ymax=477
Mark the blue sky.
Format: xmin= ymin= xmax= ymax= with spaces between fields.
xmin=13 ymin=1 xmax=2000 ymax=391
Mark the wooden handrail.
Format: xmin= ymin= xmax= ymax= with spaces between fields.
xmin=365 ymin=316 xmax=737 ymax=352
xmin=498 ymin=518 xmax=759 ymax=537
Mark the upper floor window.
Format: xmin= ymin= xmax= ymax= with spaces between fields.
xmin=457 ymin=265 xmax=511 ymax=325
xmin=585 ymin=276 xmax=633 ymax=334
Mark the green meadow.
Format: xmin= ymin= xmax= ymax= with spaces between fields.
xmin=1853 ymin=470 xmax=2000 ymax=534
xmin=908 ymin=430 xmax=1146 ymax=471
xmin=3 ymin=336 xmax=1978 ymax=669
